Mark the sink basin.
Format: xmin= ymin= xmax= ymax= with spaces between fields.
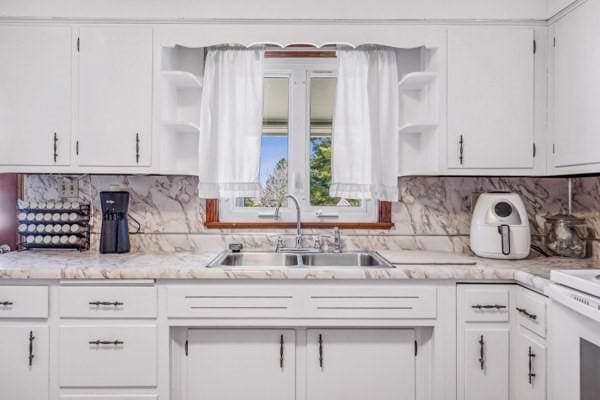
xmin=211 ymin=253 xmax=299 ymax=268
xmin=300 ymin=253 xmax=392 ymax=268
xmin=207 ymin=251 xmax=393 ymax=269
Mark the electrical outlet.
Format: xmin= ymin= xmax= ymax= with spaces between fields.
xmin=59 ymin=177 xmax=79 ymax=198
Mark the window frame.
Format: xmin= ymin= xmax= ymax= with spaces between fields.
xmin=210 ymin=56 xmax=393 ymax=229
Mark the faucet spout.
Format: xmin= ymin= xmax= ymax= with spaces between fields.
xmin=274 ymin=194 xmax=303 ymax=249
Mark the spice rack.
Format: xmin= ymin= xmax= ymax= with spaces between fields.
xmin=16 ymin=201 xmax=91 ymax=251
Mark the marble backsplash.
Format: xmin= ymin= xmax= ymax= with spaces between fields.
xmin=22 ymin=174 xmax=600 ymax=258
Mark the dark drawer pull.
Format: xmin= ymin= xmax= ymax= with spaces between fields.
xmin=478 ymin=335 xmax=485 ymax=370
xmin=318 ymin=334 xmax=324 ymax=369
xmin=0 ymin=301 xmax=13 ymax=306
xmin=89 ymin=301 xmax=124 ymax=307
xmin=28 ymin=330 xmax=35 ymax=366
xmin=89 ymin=340 xmax=124 ymax=346
xmin=516 ymin=307 xmax=537 ymax=320
xmin=280 ymin=334 xmax=284 ymax=369
xmin=53 ymin=132 xmax=58 ymax=163
xmin=472 ymin=304 xmax=507 ymax=310
xmin=528 ymin=346 xmax=536 ymax=384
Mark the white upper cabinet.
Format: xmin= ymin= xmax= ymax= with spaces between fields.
xmin=0 ymin=26 xmax=71 ymax=167
xmin=551 ymin=0 xmax=600 ymax=172
xmin=77 ymin=26 xmax=153 ymax=167
xmin=447 ymin=28 xmax=535 ymax=170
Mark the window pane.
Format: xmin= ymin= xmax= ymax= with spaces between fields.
xmin=309 ymin=77 xmax=360 ymax=207
xmin=237 ymin=77 xmax=289 ymax=208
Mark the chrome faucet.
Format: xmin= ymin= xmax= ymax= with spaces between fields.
xmin=333 ymin=227 xmax=342 ymax=253
xmin=274 ymin=194 xmax=303 ymax=250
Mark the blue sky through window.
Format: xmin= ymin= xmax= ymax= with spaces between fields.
xmin=259 ymin=136 xmax=288 ymax=186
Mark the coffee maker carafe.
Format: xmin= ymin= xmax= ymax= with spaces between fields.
xmin=99 ymin=191 xmax=130 ymax=254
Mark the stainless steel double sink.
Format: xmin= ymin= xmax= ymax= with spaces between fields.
xmin=208 ymin=251 xmax=394 ymax=269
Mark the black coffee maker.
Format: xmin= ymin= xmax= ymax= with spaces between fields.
xmin=99 ymin=191 xmax=130 ymax=254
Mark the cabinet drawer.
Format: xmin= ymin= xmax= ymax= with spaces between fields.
xmin=59 ymin=286 xmax=156 ymax=318
xmin=515 ymin=289 xmax=546 ymax=338
xmin=307 ymin=286 xmax=437 ymax=319
xmin=0 ymin=286 xmax=48 ymax=318
xmin=463 ymin=288 xmax=510 ymax=322
xmin=59 ymin=325 xmax=157 ymax=387
xmin=168 ymin=285 xmax=297 ymax=318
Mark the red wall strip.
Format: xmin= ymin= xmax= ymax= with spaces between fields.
xmin=0 ymin=174 xmax=17 ymax=250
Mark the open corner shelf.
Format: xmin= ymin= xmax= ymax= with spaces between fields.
xmin=161 ymin=70 xmax=203 ymax=89
xmin=398 ymin=122 xmax=438 ymax=135
xmin=398 ymin=72 xmax=437 ymax=91
xmin=161 ymin=121 xmax=201 ymax=134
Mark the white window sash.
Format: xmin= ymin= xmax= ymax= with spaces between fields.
xmin=219 ymin=57 xmax=378 ymax=223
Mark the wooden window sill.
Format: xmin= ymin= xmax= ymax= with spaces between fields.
xmin=205 ymin=200 xmax=393 ymax=230
xmin=205 ymin=221 xmax=394 ymax=230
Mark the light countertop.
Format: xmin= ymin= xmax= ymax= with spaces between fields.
xmin=0 ymin=249 xmax=597 ymax=294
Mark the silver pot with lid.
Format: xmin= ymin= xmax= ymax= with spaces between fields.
xmin=544 ymin=213 xmax=589 ymax=258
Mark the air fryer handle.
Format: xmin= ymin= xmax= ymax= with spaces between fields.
xmin=498 ymin=224 xmax=511 ymax=255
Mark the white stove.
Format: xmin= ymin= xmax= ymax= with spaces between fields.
xmin=551 ymin=269 xmax=600 ymax=298
xmin=548 ymin=269 xmax=600 ymax=400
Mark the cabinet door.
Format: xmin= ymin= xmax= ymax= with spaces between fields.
xmin=306 ymin=329 xmax=415 ymax=400
xmin=512 ymin=330 xmax=546 ymax=400
xmin=552 ymin=0 xmax=600 ymax=168
xmin=77 ymin=26 xmax=152 ymax=167
xmin=185 ymin=329 xmax=295 ymax=400
xmin=0 ymin=26 xmax=71 ymax=166
xmin=0 ymin=326 xmax=49 ymax=400
xmin=464 ymin=328 xmax=509 ymax=400
xmin=59 ymin=325 xmax=157 ymax=387
xmin=448 ymin=28 xmax=534 ymax=169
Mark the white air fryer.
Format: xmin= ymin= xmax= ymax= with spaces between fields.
xmin=470 ymin=192 xmax=531 ymax=259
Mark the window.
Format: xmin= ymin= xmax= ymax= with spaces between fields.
xmin=216 ymin=56 xmax=382 ymax=225
xmin=236 ymin=76 xmax=290 ymax=208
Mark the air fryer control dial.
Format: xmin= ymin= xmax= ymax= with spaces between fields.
xmin=494 ymin=201 xmax=513 ymax=218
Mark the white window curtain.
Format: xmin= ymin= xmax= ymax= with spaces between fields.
xmin=197 ymin=48 xmax=265 ymax=199
xmin=330 ymin=48 xmax=399 ymax=202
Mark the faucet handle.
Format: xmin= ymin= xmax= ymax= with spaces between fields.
xmin=313 ymin=235 xmax=323 ymax=251
xmin=228 ymin=243 xmax=243 ymax=253
xmin=275 ymin=236 xmax=286 ymax=253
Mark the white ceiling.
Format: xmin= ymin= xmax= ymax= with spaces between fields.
xmin=0 ymin=0 xmax=560 ymax=21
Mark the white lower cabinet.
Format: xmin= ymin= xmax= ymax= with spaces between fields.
xmin=512 ymin=329 xmax=546 ymax=400
xmin=463 ymin=328 xmax=510 ymax=400
xmin=60 ymin=397 xmax=158 ymax=400
xmin=511 ymin=286 xmax=548 ymax=400
xmin=185 ymin=329 xmax=295 ymax=400
xmin=59 ymin=325 xmax=157 ymax=388
xmin=183 ymin=328 xmax=416 ymax=400
xmin=306 ymin=329 xmax=416 ymax=400
xmin=458 ymin=285 xmax=511 ymax=400
xmin=0 ymin=281 xmax=551 ymax=400
xmin=0 ymin=325 xmax=49 ymax=400
xmin=459 ymin=284 xmax=549 ymax=400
